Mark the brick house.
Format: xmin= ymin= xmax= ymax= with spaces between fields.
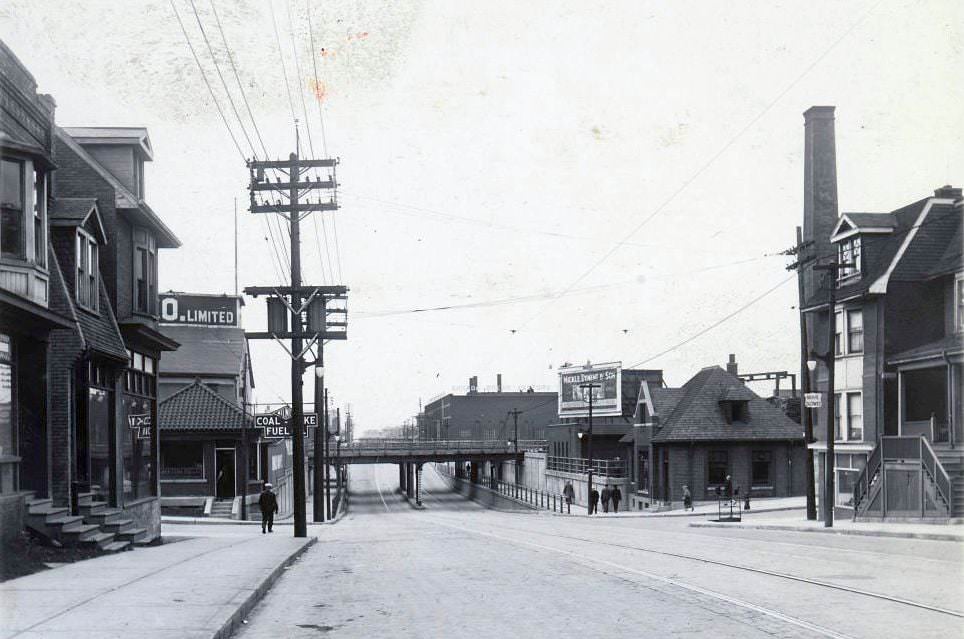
xmin=798 ymin=106 xmax=963 ymax=520
xmin=0 ymin=41 xmax=74 ymax=543
xmin=633 ymin=363 xmax=807 ymax=510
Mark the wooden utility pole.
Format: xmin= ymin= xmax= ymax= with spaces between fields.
xmin=507 ymin=409 xmax=522 ymax=453
xmin=243 ymin=145 xmax=345 ymax=538
xmin=788 ymin=227 xmax=817 ymax=520
xmin=580 ymin=382 xmax=600 ymax=515
xmin=813 ymin=260 xmax=840 ymax=528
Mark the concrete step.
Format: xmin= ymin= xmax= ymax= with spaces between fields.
xmin=133 ymin=535 xmax=158 ymax=547
xmin=100 ymin=518 xmax=135 ymax=534
xmin=60 ymin=524 xmax=102 ymax=546
xmin=80 ymin=532 xmax=115 ymax=548
xmin=76 ymin=491 xmax=96 ymax=506
xmin=84 ymin=509 xmax=126 ymax=525
xmin=78 ymin=502 xmax=108 ymax=517
xmin=115 ymin=527 xmax=147 ymax=543
xmin=44 ymin=515 xmax=86 ymax=534
xmin=28 ymin=505 xmax=68 ymax=519
xmin=100 ymin=540 xmax=131 ymax=553
xmin=25 ymin=497 xmax=52 ymax=510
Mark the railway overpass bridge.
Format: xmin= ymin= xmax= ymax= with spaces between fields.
xmin=331 ymin=439 xmax=547 ymax=504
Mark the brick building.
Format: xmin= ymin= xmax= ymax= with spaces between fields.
xmin=632 ymin=362 xmax=807 ymax=511
xmin=798 ymin=106 xmax=963 ymax=519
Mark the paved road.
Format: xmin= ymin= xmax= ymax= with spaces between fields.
xmin=237 ymin=464 xmax=963 ymax=638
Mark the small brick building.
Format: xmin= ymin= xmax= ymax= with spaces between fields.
xmin=636 ymin=365 xmax=807 ymax=508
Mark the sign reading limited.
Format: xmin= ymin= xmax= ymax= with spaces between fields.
xmin=159 ymin=293 xmax=240 ymax=327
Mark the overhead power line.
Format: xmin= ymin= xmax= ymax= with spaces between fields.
xmin=269 ymin=0 xmax=298 ymax=127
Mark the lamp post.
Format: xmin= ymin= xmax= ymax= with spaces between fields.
xmin=580 ymin=382 xmax=600 ymax=515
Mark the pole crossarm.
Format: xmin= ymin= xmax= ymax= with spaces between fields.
xmin=250 ymin=203 xmax=339 ymax=214
xmin=250 ymin=180 xmax=337 ymax=191
xmin=244 ymin=285 xmax=348 ymax=297
xmin=246 ymin=331 xmax=347 ymax=341
xmin=248 ymin=158 xmax=339 ymax=169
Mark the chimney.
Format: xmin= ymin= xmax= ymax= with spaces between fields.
xmin=934 ymin=185 xmax=962 ymax=200
xmin=802 ymin=106 xmax=839 ymax=302
xmin=726 ymin=354 xmax=739 ymax=376
xmin=468 ymin=376 xmax=478 ymax=394
xmin=496 ymin=373 xmax=502 ymax=393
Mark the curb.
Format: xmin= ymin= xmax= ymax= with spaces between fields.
xmin=688 ymin=521 xmax=964 ymax=542
xmin=553 ymin=505 xmax=806 ymax=519
xmin=212 ymin=536 xmax=317 ymax=639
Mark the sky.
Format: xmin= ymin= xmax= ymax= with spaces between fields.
xmin=1 ymin=0 xmax=962 ymax=433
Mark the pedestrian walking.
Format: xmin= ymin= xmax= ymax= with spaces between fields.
xmin=589 ymin=487 xmax=600 ymax=515
xmin=563 ymin=481 xmax=575 ymax=514
xmin=611 ymin=485 xmax=621 ymax=513
xmin=601 ymin=485 xmax=611 ymax=513
xmin=258 ymin=483 xmax=279 ymax=534
xmin=682 ymin=484 xmax=693 ymax=511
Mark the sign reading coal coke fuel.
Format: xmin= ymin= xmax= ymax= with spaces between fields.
xmin=257 ymin=407 xmax=317 ymax=439
xmin=159 ymin=293 xmax=240 ymax=327
xmin=558 ymin=361 xmax=622 ymax=418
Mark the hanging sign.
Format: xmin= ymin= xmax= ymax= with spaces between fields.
xmin=804 ymin=392 xmax=822 ymax=408
xmin=127 ymin=413 xmax=152 ymax=440
xmin=256 ymin=408 xmax=317 ymax=439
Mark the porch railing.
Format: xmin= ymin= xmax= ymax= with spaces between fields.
xmin=853 ymin=435 xmax=952 ymax=519
xmin=546 ymin=455 xmax=627 ymax=478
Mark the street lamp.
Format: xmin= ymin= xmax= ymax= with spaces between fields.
xmin=579 ymin=382 xmax=600 ymax=515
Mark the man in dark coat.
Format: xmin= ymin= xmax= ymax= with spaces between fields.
xmin=259 ymin=483 xmax=279 ymax=534
xmin=563 ymin=481 xmax=575 ymax=514
xmin=601 ymin=485 xmax=611 ymax=513
xmin=611 ymin=485 xmax=622 ymax=513
xmin=589 ymin=487 xmax=600 ymax=515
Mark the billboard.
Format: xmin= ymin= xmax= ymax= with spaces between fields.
xmin=159 ymin=293 xmax=240 ymax=327
xmin=558 ymin=362 xmax=622 ymax=418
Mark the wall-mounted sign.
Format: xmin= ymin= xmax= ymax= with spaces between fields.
xmin=159 ymin=293 xmax=240 ymax=327
xmin=256 ymin=409 xmax=317 ymax=439
xmin=127 ymin=413 xmax=151 ymax=440
xmin=804 ymin=392 xmax=822 ymax=408
xmin=558 ymin=362 xmax=622 ymax=418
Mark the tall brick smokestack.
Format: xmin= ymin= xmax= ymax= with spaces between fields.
xmin=802 ymin=106 xmax=839 ymax=301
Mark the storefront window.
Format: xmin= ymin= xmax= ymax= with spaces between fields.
xmin=160 ymin=442 xmax=204 ymax=479
xmin=122 ymin=349 xmax=156 ymax=502
xmin=707 ymin=450 xmax=728 ymax=485
xmin=751 ymin=451 xmax=772 ymax=487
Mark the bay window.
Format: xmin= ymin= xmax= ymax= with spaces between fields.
xmin=1 ymin=159 xmax=25 ymax=260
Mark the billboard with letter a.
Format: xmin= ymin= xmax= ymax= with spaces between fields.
xmin=558 ymin=361 xmax=622 ymax=418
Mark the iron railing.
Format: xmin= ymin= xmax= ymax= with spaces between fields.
xmin=436 ymin=463 xmax=573 ymax=514
xmin=546 ymin=455 xmax=627 ymax=478
xmin=853 ymin=435 xmax=952 ymax=519
xmin=345 ymin=439 xmax=547 ymax=455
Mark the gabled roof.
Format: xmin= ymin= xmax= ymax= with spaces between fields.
xmin=157 ymin=325 xmax=247 ymax=378
xmin=51 ymin=197 xmax=108 ymax=243
xmin=159 ymin=379 xmax=250 ymax=431
xmin=54 ymin=127 xmax=180 ymax=248
xmin=651 ymin=366 xmax=803 ymax=443
xmin=831 ymin=212 xmax=897 ymax=241
xmin=803 ymin=191 xmax=962 ymax=309
xmin=61 ymin=126 xmax=153 ymax=160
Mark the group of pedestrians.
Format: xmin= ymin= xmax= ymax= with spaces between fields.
xmin=587 ymin=483 xmax=621 ymax=514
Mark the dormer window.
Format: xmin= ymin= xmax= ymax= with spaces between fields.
xmin=76 ymin=229 xmax=99 ymax=312
xmin=721 ymin=399 xmax=749 ymax=423
xmin=837 ymin=236 xmax=861 ymax=281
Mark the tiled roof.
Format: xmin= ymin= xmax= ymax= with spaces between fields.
xmin=891 ymin=203 xmax=961 ymax=282
xmin=928 ymin=219 xmax=962 ymax=278
xmin=652 ymin=367 xmax=804 ymax=443
xmin=157 ymin=325 xmax=247 ymax=377
xmin=722 ymin=385 xmax=756 ymax=401
xmin=159 ymin=379 xmax=249 ymax=431
xmin=840 ymin=212 xmax=897 ymax=229
xmin=50 ymin=197 xmax=97 ymax=222
xmin=650 ymin=387 xmax=685 ymax=418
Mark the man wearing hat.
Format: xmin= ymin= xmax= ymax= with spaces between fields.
xmin=258 ymin=483 xmax=279 ymax=533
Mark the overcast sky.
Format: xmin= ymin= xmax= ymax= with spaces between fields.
xmin=2 ymin=0 xmax=962 ymax=432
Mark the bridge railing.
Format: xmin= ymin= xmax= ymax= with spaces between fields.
xmin=344 ymin=439 xmax=547 ymax=454
xmin=546 ymin=455 xmax=627 ymax=478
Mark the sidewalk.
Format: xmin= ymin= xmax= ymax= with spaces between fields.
xmin=689 ymin=517 xmax=964 ymax=542
xmin=555 ymin=496 xmax=806 ymax=519
xmin=162 ymin=493 xmax=348 ymax=526
xmin=0 ymin=534 xmax=314 ymax=638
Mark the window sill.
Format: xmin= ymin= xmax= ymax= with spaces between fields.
xmin=76 ymin=304 xmax=100 ymax=318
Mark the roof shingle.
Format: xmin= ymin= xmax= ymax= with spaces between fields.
xmin=159 ymin=379 xmax=250 ymax=431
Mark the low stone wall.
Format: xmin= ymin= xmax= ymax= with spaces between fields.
xmin=0 ymin=492 xmax=25 ymax=544
xmin=123 ymin=497 xmax=161 ymax=539
xmin=437 ymin=469 xmax=534 ymax=512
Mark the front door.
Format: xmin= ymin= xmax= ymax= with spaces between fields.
xmin=215 ymin=448 xmax=235 ymax=500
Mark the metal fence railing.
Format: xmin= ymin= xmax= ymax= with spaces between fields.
xmin=436 ymin=463 xmax=574 ymax=514
xmin=853 ymin=435 xmax=952 ymax=519
xmin=344 ymin=439 xmax=548 ymax=455
xmin=546 ymin=456 xmax=627 ymax=478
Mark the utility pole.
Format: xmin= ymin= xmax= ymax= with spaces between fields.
xmin=787 ymin=227 xmax=817 ymax=520
xmin=243 ymin=141 xmax=346 ymax=538
xmin=813 ymin=260 xmax=840 ymax=528
xmin=324 ymin=389 xmax=331 ymax=521
xmin=580 ymin=382 xmax=600 ymax=515
xmin=313 ymin=345 xmax=325 ymax=522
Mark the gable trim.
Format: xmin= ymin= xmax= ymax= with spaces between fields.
xmin=869 ymin=198 xmax=954 ymax=294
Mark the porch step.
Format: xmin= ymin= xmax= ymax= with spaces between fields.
xmin=44 ymin=515 xmax=86 ymax=534
xmin=115 ymin=527 xmax=147 ymax=543
xmin=100 ymin=540 xmax=131 ymax=553
xmin=79 ymin=532 xmax=115 ymax=548
xmin=76 ymin=491 xmax=96 ymax=507
xmin=84 ymin=509 xmax=127 ymax=525
xmin=25 ymin=497 xmax=52 ymax=511
xmin=78 ymin=502 xmax=108 ymax=517
xmin=60 ymin=524 xmax=102 ymax=546
xmin=100 ymin=518 xmax=135 ymax=534
xmin=133 ymin=534 xmax=159 ymax=547
xmin=28 ymin=505 xmax=67 ymax=519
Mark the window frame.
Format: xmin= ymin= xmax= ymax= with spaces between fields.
xmin=0 ymin=158 xmax=26 ymax=261
xmin=75 ymin=228 xmax=99 ymax=313
xmin=707 ymin=450 xmax=728 ymax=486
xmin=133 ymin=227 xmax=158 ymax=316
xmin=751 ymin=450 xmax=772 ymax=487
xmin=837 ymin=236 xmax=862 ymax=282
xmin=846 ymin=309 xmax=863 ymax=354
xmin=956 ymin=274 xmax=964 ymax=334
xmin=32 ymin=168 xmax=45 ymax=268
xmin=846 ymin=392 xmax=863 ymax=441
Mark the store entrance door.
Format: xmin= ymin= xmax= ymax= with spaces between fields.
xmin=215 ymin=448 xmax=236 ymax=500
